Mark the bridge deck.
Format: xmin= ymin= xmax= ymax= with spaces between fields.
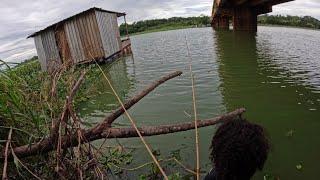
xmin=212 ymin=0 xmax=294 ymax=31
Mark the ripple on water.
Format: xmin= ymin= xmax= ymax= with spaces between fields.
xmin=79 ymin=27 xmax=320 ymax=179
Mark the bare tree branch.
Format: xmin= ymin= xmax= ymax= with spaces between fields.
xmin=1 ymin=108 xmax=244 ymax=162
xmin=103 ymin=108 xmax=246 ymax=138
xmin=0 ymin=71 xmax=182 ymax=161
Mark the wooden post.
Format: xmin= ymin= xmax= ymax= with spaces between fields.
xmin=212 ymin=16 xmax=230 ymax=30
xmin=124 ymin=15 xmax=129 ymax=39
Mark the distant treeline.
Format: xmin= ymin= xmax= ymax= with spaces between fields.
xmin=119 ymin=16 xmax=211 ymax=36
xmin=119 ymin=15 xmax=320 ymax=36
xmin=258 ymin=15 xmax=320 ymax=29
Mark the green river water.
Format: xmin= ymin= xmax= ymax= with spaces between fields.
xmin=79 ymin=26 xmax=320 ymax=179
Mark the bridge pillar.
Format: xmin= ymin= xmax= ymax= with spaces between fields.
xmin=212 ymin=16 xmax=230 ymax=30
xmin=233 ymin=7 xmax=257 ymax=31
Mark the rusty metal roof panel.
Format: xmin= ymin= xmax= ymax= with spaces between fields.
xmin=34 ymin=35 xmax=47 ymax=71
xmin=65 ymin=20 xmax=85 ymax=63
xmin=95 ymin=11 xmax=121 ymax=58
xmin=41 ymin=30 xmax=61 ymax=70
xmin=64 ymin=11 xmax=104 ymax=63
xmin=33 ymin=30 xmax=61 ymax=71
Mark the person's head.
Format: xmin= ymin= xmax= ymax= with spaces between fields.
xmin=210 ymin=118 xmax=270 ymax=180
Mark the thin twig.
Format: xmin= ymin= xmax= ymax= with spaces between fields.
xmin=95 ymin=62 xmax=169 ymax=180
xmin=51 ymin=71 xmax=86 ymax=138
xmin=68 ymin=104 xmax=84 ymax=180
xmin=10 ymin=143 xmax=41 ymax=180
xmin=185 ymin=35 xmax=200 ymax=180
xmin=2 ymin=128 xmax=12 ymax=180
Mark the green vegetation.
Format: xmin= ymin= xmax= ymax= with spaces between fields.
xmin=0 ymin=58 xmax=192 ymax=179
xmin=258 ymin=15 xmax=320 ymax=29
xmin=119 ymin=15 xmax=211 ymax=36
xmin=0 ymin=58 xmax=122 ymax=178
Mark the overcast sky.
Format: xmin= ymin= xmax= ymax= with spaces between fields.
xmin=0 ymin=0 xmax=319 ymax=63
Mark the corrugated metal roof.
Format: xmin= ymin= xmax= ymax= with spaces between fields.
xmin=27 ymin=7 xmax=125 ymax=38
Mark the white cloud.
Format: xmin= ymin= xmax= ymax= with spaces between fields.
xmin=0 ymin=0 xmax=319 ymax=62
xmin=271 ymin=0 xmax=320 ymax=19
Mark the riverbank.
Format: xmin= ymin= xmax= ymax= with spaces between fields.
xmin=127 ymin=25 xmax=210 ymax=37
xmin=126 ymin=24 xmax=320 ymax=38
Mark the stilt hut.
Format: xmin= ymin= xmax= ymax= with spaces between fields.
xmin=28 ymin=7 xmax=131 ymax=71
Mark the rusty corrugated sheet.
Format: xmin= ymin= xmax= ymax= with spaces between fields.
xmin=65 ymin=20 xmax=85 ymax=63
xmin=31 ymin=7 xmax=124 ymax=70
xmin=95 ymin=10 xmax=121 ymax=58
xmin=33 ymin=30 xmax=61 ymax=71
xmin=65 ymin=11 xmax=104 ymax=63
xmin=41 ymin=30 xmax=61 ymax=71
xmin=55 ymin=25 xmax=72 ymax=64
xmin=34 ymin=35 xmax=47 ymax=71
xmin=28 ymin=7 xmax=125 ymax=38
xmin=111 ymin=13 xmax=121 ymax=51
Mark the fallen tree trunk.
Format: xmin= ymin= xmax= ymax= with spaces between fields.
xmin=2 ymin=108 xmax=245 ymax=161
xmin=103 ymin=108 xmax=246 ymax=138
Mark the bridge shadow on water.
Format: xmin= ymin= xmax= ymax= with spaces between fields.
xmin=214 ymin=30 xmax=320 ymax=179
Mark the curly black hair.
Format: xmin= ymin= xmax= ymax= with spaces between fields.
xmin=210 ymin=118 xmax=270 ymax=180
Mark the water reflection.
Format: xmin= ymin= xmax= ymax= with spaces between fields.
xmin=214 ymin=29 xmax=320 ymax=179
xmin=79 ymin=56 xmax=135 ymax=124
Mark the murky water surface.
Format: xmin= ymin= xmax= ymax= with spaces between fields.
xmin=80 ymin=26 xmax=320 ymax=179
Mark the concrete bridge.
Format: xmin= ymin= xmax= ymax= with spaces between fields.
xmin=212 ymin=0 xmax=294 ymax=31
